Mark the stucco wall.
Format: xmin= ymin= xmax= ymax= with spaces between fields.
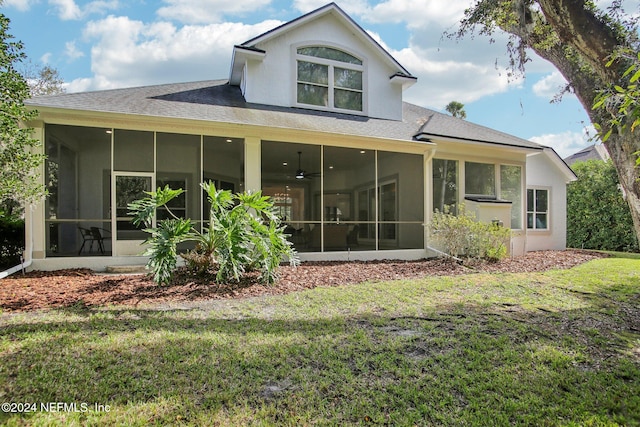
xmin=242 ymin=13 xmax=403 ymax=120
xmin=525 ymin=151 xmax=569 ymax=251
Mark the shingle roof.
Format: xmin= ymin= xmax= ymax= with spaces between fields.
xmin=25 ymin=79 xmax=542 ymax=151
xmin=563 ymin=144 xmax=610 ymax=165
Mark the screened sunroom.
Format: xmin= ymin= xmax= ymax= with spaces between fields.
xmin=44 ymin=124 xmax=426 ymax=259
xmin=44 ymin=124 xmax=244 ymax=257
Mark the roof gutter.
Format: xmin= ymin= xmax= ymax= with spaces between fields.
xmin=414 ymin=132 xmax=543 ymax=153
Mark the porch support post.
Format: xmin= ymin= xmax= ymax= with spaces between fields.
xmin=423 ymin=146 xmax=436 ymax=252
xmin=244 ymin=137 xmax=261 ymax=192
xmin=29 ymin=124 xmax=46 ymax=260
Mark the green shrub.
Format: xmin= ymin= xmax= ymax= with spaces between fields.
xmin=0 ymin=210 xmax=24 ymax=270
xmin=128 ymin=182 xmax=299 ymax=285
xmin=567 ymin=159 xmax=638 ymax=252
xmin=430 ymin=205 xmax=510 ymax=262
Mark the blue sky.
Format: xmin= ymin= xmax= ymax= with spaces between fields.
xmin=4 ymin=0 xmax=635 ymax=157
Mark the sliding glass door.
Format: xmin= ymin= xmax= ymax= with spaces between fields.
xmin=113 ymin=173 xmax=154 ymax=256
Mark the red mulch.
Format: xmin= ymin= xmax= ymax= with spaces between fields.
xmin=0 ymin=250 xmax=607 ymax=313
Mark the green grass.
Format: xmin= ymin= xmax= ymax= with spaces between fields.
xmin=1 ymin=258 xmax=639 ymax=426
xmin=597 ymin=250 xmax=640 ymax=260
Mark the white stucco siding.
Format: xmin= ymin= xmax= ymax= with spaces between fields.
xmin=243 ymin=14 xmax=404 ymax=120
xmin=525 ymin=151 xmax=569 ymax=251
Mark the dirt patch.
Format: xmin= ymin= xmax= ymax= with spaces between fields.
xmin=0 ymin=250 xmax=606 ymax=313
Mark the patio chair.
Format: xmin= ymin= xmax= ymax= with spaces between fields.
xmin=78 ymin=226 xmax=110 ymax=255
xmin=78 ymin=227 xmax=95 ymax=255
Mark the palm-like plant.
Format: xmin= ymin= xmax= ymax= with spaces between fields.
xmin=128 ymin=182 xmax=298 ymax=285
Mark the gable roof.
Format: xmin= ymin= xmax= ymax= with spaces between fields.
xmin=229 ymin=2 xmax=415 ymax=85
xmin=25 ymin=79 xmax=542 ymax=152
xmin=563 ymin=144 xmax=610 ymax=165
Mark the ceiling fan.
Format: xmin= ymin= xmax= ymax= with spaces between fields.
xmin=295 ymin=151 xmax=320 ymax=179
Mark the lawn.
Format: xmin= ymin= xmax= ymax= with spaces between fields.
xmin=0 ymin=257 xmax=639 ymax=426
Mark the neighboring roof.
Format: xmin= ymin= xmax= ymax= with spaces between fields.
xmin=564 ymin=144 xmax=610 ymax=165
xmin=25 ymin=79 xmax=544 ymax=151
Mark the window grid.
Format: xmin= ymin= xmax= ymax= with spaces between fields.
xmin=296 ymin=46 xmax=363 ymax=112
xmin=527 ymin=188 xmax=549 ymax=230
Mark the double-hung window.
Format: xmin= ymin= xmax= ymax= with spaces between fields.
xmin=527 ymin=188 xmax=549 ymax=230
xmin=296 ymin=46 xmax=363 ymax=112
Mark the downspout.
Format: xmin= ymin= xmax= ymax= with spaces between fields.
xmin=426 ymin=244 xmax=464 ymax=264
xmin=419 ymin=142 xmax=448 ymax=260
xmin=418 ymin=138 xmax=464 ymax=263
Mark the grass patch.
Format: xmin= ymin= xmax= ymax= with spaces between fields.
xmin=1 ymin=258 xmax=639 ymax=426
xmin=584 ymin=249 xmax=640 ymax=260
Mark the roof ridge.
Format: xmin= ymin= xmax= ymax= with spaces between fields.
xmin=27 ymin=79 xmax=228 ymax=102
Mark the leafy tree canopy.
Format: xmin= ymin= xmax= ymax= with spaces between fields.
xmin=445 ymin=100 xmax=467 ymax=119
xmin=0 ymin=8 xmax=46 ymax=210
xmin=567 ymin=159 xmax=638 ymax=252
xmin=22 ymin=61 xmax=66 ymax=97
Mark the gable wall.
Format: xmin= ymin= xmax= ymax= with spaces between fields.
xmin=243 ymin=13 xmax=404 ymax=120
xmin=526 ymin=152 xmax=569 ymax=251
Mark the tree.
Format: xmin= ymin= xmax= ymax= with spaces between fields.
xmin=23 ymin=62 xmax=66 ymax=97
xmin=0 ymin=8 xmax=46 ymax=211
xmin=567 ymin=159 xmax=638 ymax=252
xmin=445 ymin=100 xmax=467 ymax=119
xmin=452 ymin=1 xmax=640 ymax=243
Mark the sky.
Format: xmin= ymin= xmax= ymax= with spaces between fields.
xmin=3 ymin=0 xmax=637 ymax=158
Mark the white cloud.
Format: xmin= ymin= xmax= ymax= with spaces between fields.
xmin=49 ymin=0 xmax=82 ymax=20
xmin=4 ymin=0 xmax=38 ymax=11
xmin=73 ymin=16 xmax=283 ymax=91
xmin=385 ymin=32 xmax=523 ymax=110
xmin=292 ymin=0 xmax=370 ymax=16
xmin=40 ymin=52 xmax=52 ymax=64
xmin=64 ymin=40 xmax=84 ymax=60
xmin=293 ymin=0 xmax=469 ymax=27
xmin=364 ymin=0 xmax=469 ymax=28
xmin=400 ymin=49 xmax=522 ymax=109
xmin=530 ymin=127 xmax=596 ymax=158
xmin=156 ymin=0 xmax=273 ymax=24
xmin=532 ymin=71 xmax=568 ymax=98
xmin=49 ymin=0 xmax=120 ymax=21
xmin=65 ymin=77 xmax=97 ymax=93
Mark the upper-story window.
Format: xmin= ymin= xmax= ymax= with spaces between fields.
xmin=296 ymin=46 xmax=364 ymax=112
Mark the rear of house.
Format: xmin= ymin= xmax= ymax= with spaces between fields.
xmin=21 ymin=3 xmax=575 ymax=271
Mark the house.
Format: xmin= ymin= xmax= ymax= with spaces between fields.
xmin=564 ymin=144 xmax=610 ymax=166
xmin=22 ymin=2 xmax=576 ymax=271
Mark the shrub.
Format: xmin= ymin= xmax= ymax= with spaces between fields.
xmin=567 ymin=159 xmax=638 ymax=252
xmin=128 ymin=182 xmax=299 ymax=285
xmin=430 ymin=205 xmax=510 ymax=262
xmin=0 ymin=210 xmax=24 ymax=270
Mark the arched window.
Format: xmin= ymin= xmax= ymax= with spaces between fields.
xmin=296 ymin=46 xmax=364 ymax=112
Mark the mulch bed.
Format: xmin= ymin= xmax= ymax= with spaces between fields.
xmin=0 ymin=250 xmax=607 ymax=313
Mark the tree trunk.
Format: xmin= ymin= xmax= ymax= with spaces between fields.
xmin=604 ymin=133 xmax=640 ymax=245
xmin=509 ymin=1 xmax=640 ymax=245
